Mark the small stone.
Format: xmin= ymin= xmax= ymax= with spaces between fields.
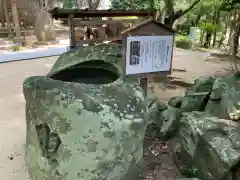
xmin=228 ymin=108 xmax=240 ymax=121
xmin=233 ymin=71 xmax=240 ymax=80
xmin=168 ymin=96 xmax=184 ymax=108
xmin=127 ymin=154 xmax=133 ymax=162
xmin=186 ymin=76 xmax=215 ymax=95
xmin=180 ymin=92 xmax=209 ymax=112
xmin=148 ymin=100 xmax=168 ymax=123
xmin=156 ymin=107 xmax=181 ymax=138
xmin=8 ymin=155 xmax=13 ymax=160
xmin=210 ymin=87 xmax=222 ymax=101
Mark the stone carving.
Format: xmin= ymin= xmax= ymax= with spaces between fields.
xmin=35 ymin=123 xmax=61 ymax=158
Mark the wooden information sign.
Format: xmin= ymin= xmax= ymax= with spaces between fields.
xmin=121 ymin=19 xmax=175 ymax=96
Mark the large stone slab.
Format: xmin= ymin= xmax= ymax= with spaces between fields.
xmin=172 ymin=112 xmax=240 ymax=180
xmin=205 ymin=74 xmax=240 ymax=121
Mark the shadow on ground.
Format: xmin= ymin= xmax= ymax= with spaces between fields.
xmin=209 ymin=53 xmax=240 ymax=61
xmin=140 ymin=124 xmax=183 ymax=180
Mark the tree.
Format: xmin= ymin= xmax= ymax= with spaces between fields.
xmin=111 ymin=0 xmax=149 ymax=10
xmin=218 ymin=11 xmax=230 ymax=48
xmin=163 ymin=0 xmax=201 ymax=27
xmin=211 ymin=0 xmax=222 ymax=46
xmin=0 ymin=0 xmax=5 ymax=27
xmin=87 ymin=0 xmax=101 ymax=9
xmin=229 ymin=6 xmax=240 ymax=69
xmin=220 ymin=0 xmax=240 ymax=11
xmin=63 ymin=0 xmax=77 ymax=8
xmin=77 ymin=0 xmax=83 ymax=8
xmin=232 ymin=16 xmax=240 ymax=70
xmin=200 ymin=22 xmax=217 ymax=47
xmin=2 ymin=0 xmax=13 ymax=37
xmin=35 ymin=0 xmax=56 ymax=42
xmin=110 ymin=0 xmax=201 ymax=27
xmin=63 ymin=0 xmax=101 ymax=9
xmin=10 ymin=0 xmax=21 ymax=43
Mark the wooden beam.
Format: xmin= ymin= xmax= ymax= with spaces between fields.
xmin=76 ymin=37 xmax=122 ymax=45
xmin=72 ymin=19 xmax=140 ymax=25
xmin=69 ymin=13 xmax=76 ymax=49
xmin=49 ymin=8 xmax=157 ymax=19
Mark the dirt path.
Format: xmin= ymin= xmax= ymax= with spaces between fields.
xmin=151 ymin=49 xmax=232 ymax=102
xmin=0 ymin=48 xmax=233 ymax=180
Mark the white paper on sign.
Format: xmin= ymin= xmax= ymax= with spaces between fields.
xmin=125 ymin=36 xmax=173 ymax=75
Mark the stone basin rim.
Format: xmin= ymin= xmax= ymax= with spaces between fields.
xmin=49 ymin=60 xmax=123 ymax=86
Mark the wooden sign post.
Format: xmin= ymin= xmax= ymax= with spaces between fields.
xmin=122 ymin=19 xmax=175 ymax=97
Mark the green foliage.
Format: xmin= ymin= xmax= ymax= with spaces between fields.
xmin=177 ymin=23 xmax=193 ymax=35
xmin=110 ymin=0 xmax=239 ymax=12
xmin=110 ymin=0 xmax=150 ymax=10
xmin=175 ymin=35 xmax=192 ymax=49
xmin=182 ymin=167 xmax=199 ymax=178
xmin=63 ymin=0 xmax=77 ymax=9
xmin=199 ymin=23 xmax=222 ymax=33
xmin=200 ymin=23 xmax=216 ymax=33
xmin=11 ymin=45 xmax=24 ymax=51
xmin=220 ymin=0 xmax=240 ymax=10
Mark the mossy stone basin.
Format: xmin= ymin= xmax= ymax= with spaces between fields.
xmin=23 ymin=44 xmax=148 ymax=180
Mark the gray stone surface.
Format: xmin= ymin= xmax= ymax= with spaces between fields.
xmin=156 ymin=74 xmax=240 ymax=180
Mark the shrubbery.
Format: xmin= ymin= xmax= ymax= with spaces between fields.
xmin=175 ymin=35 xmax=192 ymax=49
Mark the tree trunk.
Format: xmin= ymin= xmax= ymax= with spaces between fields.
xmin=195 ymin=13 xmax=202 ymax=26
xmin=156 ymin=9 xmax=165 ymax=24
xmin=200 ymin=30 xmax=204 ymax=44
xmin=164 ymin=0 xmax=174 ymax=17
xmin=231 ymin=16 xmax=240 ymax=70
xmin=164 ymin=0 xmax=200 ymax=28
xmin=228 ymin=9 xmax=236 ymax=45
xmin=10 ymin=0 xmax=21 ymax=43
xmin=44 ymin=0 xmax=48 ymax=7
xmin=0 ymin=0 xmax=6 ymax=27
xmin=204 ymin=32 xmax=211 ymax=48
xmin=35 ymin=8 xmax=56 ymax=42
xmin=232 ymin=15 xmax=240 ymax=55
xmin=218 ymin=12 xmax=230 ymax=48
xmin=186 ymin=14 xmax=191 ymax=25
xmin=194 ymin=5 xmax=203 ymax=26
xmin=200 ymin=16 xmax=206 ymax=45
xmin=212 ymin=8 xmax=220 ymax=46
xmin=163 ymin=0 xmax=174 ymax=27
xmin=88 ymin=0 xmax=101 ymax=9
xmin=51 ymin=0 xmax=59 ymax=8
xmin=77 ymin=0 xmax=82 ymax=8
xmin=2 ymin=0 xmax=12 ymax=36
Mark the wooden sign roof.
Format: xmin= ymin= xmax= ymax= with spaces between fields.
xmin=121 ymin=18 xmax=175 ymax=35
